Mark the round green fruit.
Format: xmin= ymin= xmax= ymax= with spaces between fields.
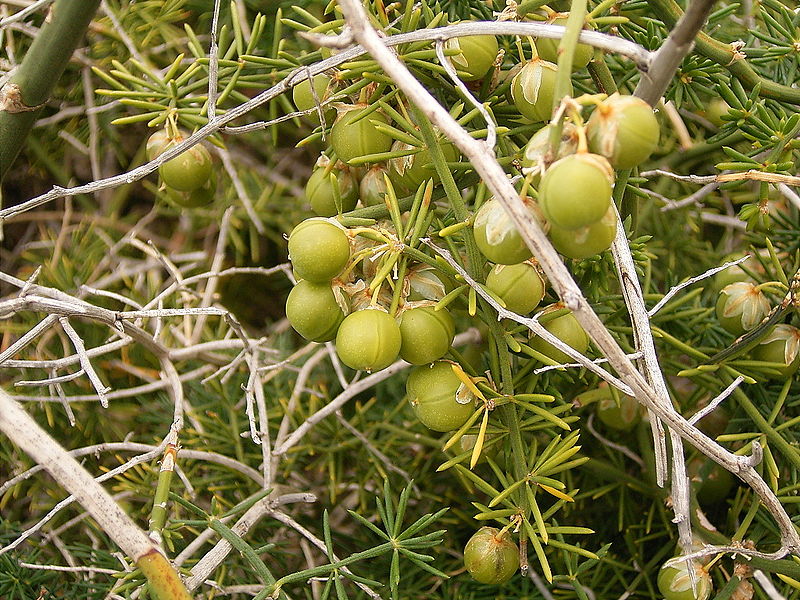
xmin=305 ymin=163 xmax=358 ymax=216
xmin=446 ymin=34 xmax=499 ymax=81
xmin=146 ymin=128 xmax=173 ymax=161
xmin=548 ymin=205 xmax=617 ymax=259
xmin=292 ymin=73 xmax=335 ymax=123
xmin=473 ymin=197 xmax=547 ymax=264
xmin=530 ymin=308 xmax=589 ymax=364
xmin=463 ymin=527 xmax=519 ymax=585
xmin=596 ymin=390 xmax=640 ymax=431
xmin=335 ymin=309 xmax=401 ymax=371
xmin=521 ymin=122 xmax=579 ymax=181
xmin=359 ymin=165 xmax=390 ymax=207
xmin=511 ymin=59 xmax=570 ymax=122
xmin=704 ymin=98 xmax=731 ymax=128
xmin=165 ymin=171 xmax=217 ymax=208
xmin=715 ymin=282 xmax=770 ymax=336
xmin=407 ymin=361 xmax=474 ymax=431
xmin=330 ymin=106 xmax=393 ymax=165
xmin=657 ymin=560 xmax=712 ymax=600
xmin=751 ymin=324 xmax=800 ymax=378
xmin=398 ymin=306 xmax=455 ymax=365
xmin=287 ymin=219 xmax=351 ymax=283
xmin=539 ymin=153 xmax=613 ymax=231
xmin=485 ymin=262 xmax=546 ymax=315
xmin=286 ymin=280 xmax=348 ymax=342
xmin=712 ymin=253 xmax=754 ymax=291
xmin=587 ymin=93 xmax=660 ymax=170
xmin=158 ymin=141 xmax=213 ymax=192
xmin=536 ymin=16 xmax=593 ymax=69
xmin=387 ymin=139 xmax=459 ymax=192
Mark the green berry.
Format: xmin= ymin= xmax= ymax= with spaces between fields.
xmin=446 ymin=34 xmax=499 ymax=81
xmin=657 ymin=560 xmax=712 ymax=600
xmin=407 ymin=361 xmax=474 ymax=431
xmin=751 ymin=324 xmax=800 ymax=378
xmin=330 ymin=106 xmax=393 ymax=165
xmin=530 ymin=307 xmax=589 ymax=364
xmin=463 ymin=527 xmax=519 ymax=585
xmin=335 ymin=309 xmax=401 ymax=371
xmin=715 ymin=282 xmax=770 ymax=336
xmin=288 ymin=218 xmax=351 ymax=283
xmin=473 ymin=197 xmax=547 ymax=264
xmin=548 ymin=205 xmax=617 ymax=259
xmin=536 ymin=16 xmax=593 ymax=69
xmin=305 ymin=163 xmax=358 ymax=216
xmin=286 ymin=280 xmax=348 ymax=342
xmin=398 ymin=306 xmax=455 ymax=365
xmin=539 ymin=153 xmax=614 ymax=231
xmin=485 ymin=262 xmax=546 ymax=315
xmin=511 ymin=59 xmax=570 ymax=122
xmin=587 ymin=93 xmax=660 ymax=170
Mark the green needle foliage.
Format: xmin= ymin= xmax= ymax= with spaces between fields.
xmin=4 ymin=0 xmax=800 ymax=599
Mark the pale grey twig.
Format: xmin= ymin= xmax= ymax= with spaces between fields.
xmin=586 ymin=414 xmax=645 ymax=468
xmin=0 ymin=21 xmax=650 ymax=223
xmin=689 ymin=377 xmax=744 ymax=426
xmin=660 ymin=182 xmax=720 ymax=211
xmin=100 ymin=0 xmax=149 ymax=66
xmin=19 ymin=562 xmax=118 ymax=574
xmin=0 ymin=314 xmax=58 ymax=365
xmin=271 ymin=348 xmax=328 ymax=475
xmin=777 ymin=183 xmax=800 ymax=211
xmin=648 ymin=256 xmax=750 ymax=317
xmin=334 ymin=410 xmax=413 ymax=483
xmin=216 ymin=146 xmax=266 ymax=234
xmin=754 ymin=570 xmax=787 ymax=600
xmin=14 ymin=369 xmax=84 ymax=387
xmin=701 ymin=212 xmax=747 ymax=230
xmin=634 ymin=0 xmax=716 ymax=105
xmin=116 ymin=307 xmax=228 ymax=319
xmin=79 ymin=285 xmax=144 ymax=309
xmin=59 ymin=317 xmax=111 ymax=407
xmin=434 ymin=39 xmax=496 ymax=151
xmin=191 ymin=206 xmax=234 ymax=343
xmin=640 ymin=169 xmax=716 ymax=184
xmin=0 ymin=0 xmax=53 ymax=27
xmin=533 ymin=352 xmax=643 ymax=375
xmin=325 ymin=341 xmax=350 ymax=389
xmin=82 ymin=67 xmax=102 ymax=184
xmin=207 ymin=0 xmax=223 ymax=121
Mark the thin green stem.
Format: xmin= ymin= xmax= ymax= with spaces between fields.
xmin=0 ymin=0 xmax=102 ymax=180
xmin=587 ymin=49 xmax=618 ymax=94
xmin=548 ymin=0 xmax=587 ymax=155
xmin=647 ymin=0 xmax=800 ymax=104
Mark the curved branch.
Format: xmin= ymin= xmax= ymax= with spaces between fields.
xmin=648 ymin=0 xmax=800 ymax=104
xmin=0 ymin=21 xmax=651 ymax=217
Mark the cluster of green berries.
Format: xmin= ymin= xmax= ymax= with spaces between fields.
xmin=146 ymin=129 xmax=216 ymax=207
xmin=284 ymin=22 xmax=671 ymax=588
xmin=285 ymin=218 xmax=457 ymax=375
xmin=713 ymin=256 xmax=800 ymax=377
